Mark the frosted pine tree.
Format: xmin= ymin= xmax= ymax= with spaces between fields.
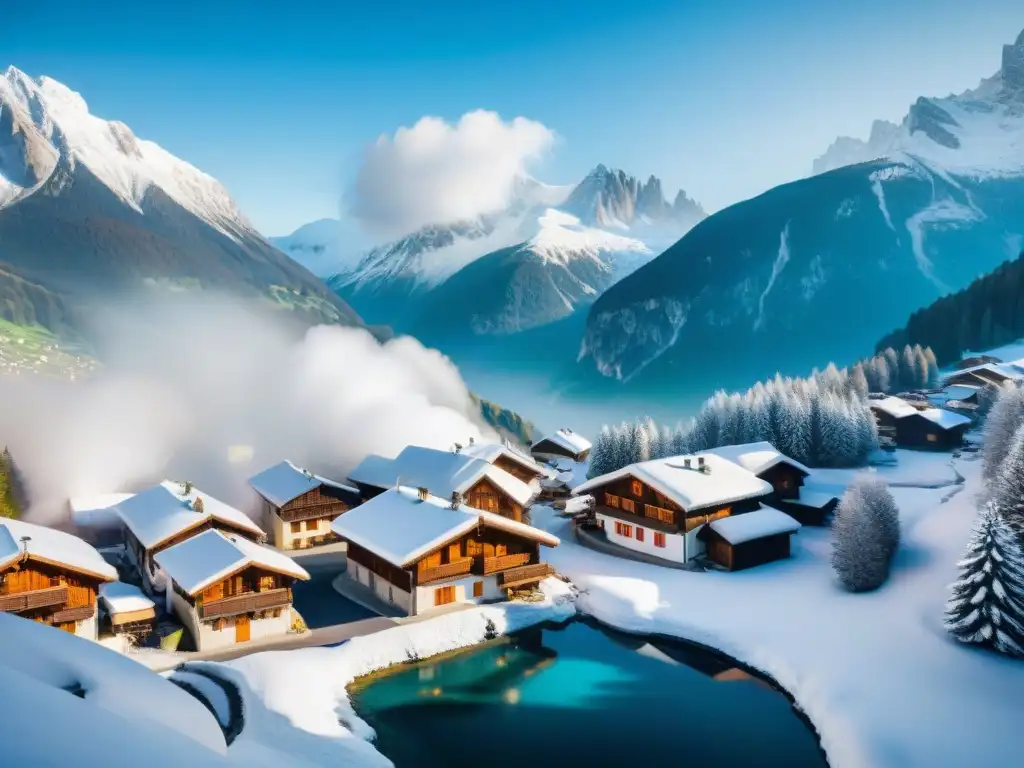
xmin=944 ymin=503 xmax=1024 ymax=656
xmin=923 ymin=347 xmax=940 ymax=387
xmin=990 ymin=423 xmax=1024 ymax=535
xmin=658 ymin=425 xmax=674 ymax=460
xmin=883 ymin=347 xmax=901 ymax=389
xmin=872 ymin=356 xmax=891 ymax=393
xmin=912 ymin=345 xmax=930 ymax=389
xmin=850 ymin=363 xmax=869 ymax=398
xmin=671 ymin=422 xmax=694 ymax=456
xmin=586 ymin=426 xmax=613 ymax=479
xmin=982 ymin=384 xmax=1024 ymax=480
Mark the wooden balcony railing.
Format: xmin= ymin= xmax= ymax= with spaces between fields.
xmin=417 ymin=558 xmax=473 ymax=585
xmin=0 ymin=586 xmax=68 ymax=613
xmin=198 ymin=588 xmax=292 ymax=620
xmin=480 ymin=553 xmax=532 ymax=574
xmin=644 ymin=504 xmax=675 ymax=524
xmin=498 ymin=563 xmax=554 ymax=589
xmin=49 ymin=604 xmax=95 ymax=624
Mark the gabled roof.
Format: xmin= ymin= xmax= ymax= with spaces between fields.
xmin=460 ymin=441 xmax=546 ymax=477
xmin=947 ymin=361 xmax=1024 ymax=382
xmin=0 ymin=518 xmax=117 ymax=582
xmin=154 ymin=528 xmax=309 ymax=596
xmin=532 ymin=428 xmax=592 ymax=456
xmin=114 ymin=481 xmax=264 ymax=551
xmin=703 ymin=441 xmax=811 ymax=477
xmin=572 ymin=454 xmax=773 ymax=512
xmin=347 ymin=445 xmax=535 ymax=507
xmin=248 ymin=460 xmax=359 ymax=508
xmin=331 ymin=486 xmax=559 ymax=568
xmin=708 ymin=506 xmax=801 ymax=545
xmin=915 ymin=408 xmax=973 ymax=430
xmin=869 ymin=396 xmax=920 ymax=419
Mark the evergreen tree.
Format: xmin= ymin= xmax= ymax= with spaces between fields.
xmin=0 ymin=448 xmax=22 ymax=519
xmin=982 ymin=384 xmax=1024 ymax=480
xmin=989 ymin=423 xmax=1024 ymax=535
xmin=832 ymin=478 xmax=900 ymax=591
xmin=901 ymin=345 xmax=918 ymax=389
xmin=586 ymin=426 xmax=613 ymax=479
xmin=884 ymin=347 xmax=901 ymax=388
xmin=636 ymin=417 xmax=657 ymax=463
xmin=658 ymin=425 xmax=674 ymax=459
xmin=912 ymin=345 xmax=930 ymax=388
xmin=923 ymin=347 xmax=940 ymax=387
xmin=944 ymin=503 xmax=1024 ymax=656
xmin=850 ymin=363 xmax=869 ymax=398
xmin=671 ymin=422 xmax=693 ymax=456
xmin=872 ymin=356 xmax=891 ymax=393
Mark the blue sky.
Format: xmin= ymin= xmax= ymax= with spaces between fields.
xmin=6 ymin=0 xmax=1023 ymax=236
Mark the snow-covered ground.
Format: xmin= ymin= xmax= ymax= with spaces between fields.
xmin=533 ymin=450 xmax=1024 ymax=768
xmin=205 ymin=578 xmax=576 ymax=767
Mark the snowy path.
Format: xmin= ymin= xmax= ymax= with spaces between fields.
xmin=534 ymin=454 xmax=1024 ymax=768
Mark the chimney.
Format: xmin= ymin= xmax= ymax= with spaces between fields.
xmin=684 ymin=458 xmax=691 ymax=468
xmin=469 ymin=437 xmax=475 ymax=445
xmin=451 ymin=491 xmax=462 ymax=509
xmin=417 ymin=487 xmax=429 ymax=501
xmin=698 ymin=456 xmax=705 ymax=468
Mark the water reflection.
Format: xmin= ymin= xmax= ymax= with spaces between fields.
xmin=353 ymin=619 xmax=824 ymax=768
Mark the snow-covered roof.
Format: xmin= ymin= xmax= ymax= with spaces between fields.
xmin=155 ymin=528 xmax=309 ymax=596
xmin=916 ymin=408 xmax=973 ymax=430
xmin=572 ymin=454 xmax=773 ymax=512
xmin=869 ymin=396 xmax=920 ymax=419
xmin=460 ymin=441 xmax=546 ymax=477
xmin=532 ymin=428 xmax=592 ymax=456
xmin=114 ymin=480 xmax=264 ymax=550
xmin=347 ymin=445 xmax=535 ymax=507
xmin=0 ymin=518 xmax=117 ymax=581
xmin=947 ymin=361 xmax=1024 ymax=382
xmin=703 ymin=441 xmax=811 ymax=476
xmin=789 ymin=489 xmax=840 ymax=509
xmin=99 ymin=581 xmax=156 ymax=615
xmin=331 ymin=486 xmax=559 ymax=568
xmin=248 ymin=460 xmax=358 ymax=508
xmin=708 ymin=507 xmax=801 ymax=545
xmin=68 ymin=492 xmax=136 ymax=529
xmin=942 ymin=384 xmax=982 ymax=400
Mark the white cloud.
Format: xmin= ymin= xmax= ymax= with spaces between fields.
xmin=348 ymin=109 xmax=555 ymax=237
xmin=0 ymin=294 xmax=498 ymax=524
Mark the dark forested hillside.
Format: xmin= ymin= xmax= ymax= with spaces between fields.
xmin=876 ymin=252 xmax=1024 ymax=366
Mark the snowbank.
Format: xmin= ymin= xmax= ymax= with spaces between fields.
xmin=210 ymin=578 xmax=576 ymax=767
xmin=533 ymin=455 xmax=1024 ymax=768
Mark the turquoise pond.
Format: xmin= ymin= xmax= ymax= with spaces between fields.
xmin=351 ymin=619 xmax=826 ymax=768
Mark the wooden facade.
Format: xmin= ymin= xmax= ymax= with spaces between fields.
xmin=276 ymin=483 xmax=358 ymax=523
xmin=532 ymin=438 xmax=589 ymax=462
xmin=945 ymin=369 xmax=1009 ymax=388
xmin=757 ymin=463 xmax=806 ymax=501
xmin=893 ymin=413 xmax=969 ymax=450
xmin=492 ymin=455 xmax=545 ymax=484
xmin=0 ymin=559 xmax=104 ymax=633
xmin=699 ymin=528 xmax=794 ymax=571
xmin=174 ymin=564 xmax=299 ymax=630
xmin=463 ymin=477 xmax=525 ymax=522
xmin=588 ymin=472 xmax=768 ymax=537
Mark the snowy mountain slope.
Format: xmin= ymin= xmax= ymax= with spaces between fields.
xmin=574 ymin=28 xmax=1024 ymax=397
xmin=328 ymin=166 xmax=704 ymax=334
xmin=0 ymin=67 xmax=360 ymax=328
xmin=270 ymin=218 xmax=372 ymax=278
xmin=813 ymin=30 xmax=1024 ymax=177
xmin=409 ymin=209 xmax=652 ymax=342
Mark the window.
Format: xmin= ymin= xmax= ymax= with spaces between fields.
xmin=605 ymin=493 xmax=620 ymax=508
xmin=654 ymin=532 xmax=666 ymax=548
xmin=631 ymin=479 xmax=644 ymax=497
xmin=621 ymin=498 xmax=636 ymax=514
xmin=621 ymin=524 xmax=632 ymax=538
xmin=290 ymin=521 xmax=301 ymax=534
xmin=305 ymin=519 xmax=318 ymax=531
xmin=926 ymin=433 xmax=938 ymax=443
xmin=473 ymin=581 xmax=484 ymax=598
xmin=259 ymin=575 xmax=275 ymax=592
xmin=636 ymin=527 xmax=645 ymax=543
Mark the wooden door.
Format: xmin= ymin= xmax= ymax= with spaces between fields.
xmin=235 ymin=614 xmax=251 ymax=643
xmin=434 ymin=585 xmax=455 ymax=606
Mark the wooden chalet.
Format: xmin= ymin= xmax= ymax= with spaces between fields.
xmin=531 ymin=428 xmax=592 ymax=463
xmin=248 ymin=460 xmax=362 ymax=550
xmin=0 ymin=518 xmax=117 ymax=639
xmin=98 ymin=581 xmax=156 ymax=643
xmin=572 ymin=454 xmax=782 ymax=566
xmin=698 ymin=506 xmax=801 ymax=571
xmin=870 ymin=397 xmax=972 ymax=450
xmin=155 ymin=528 xmax=309 ymax=651
xmin=460 ymin=439 xmax=549 ymax=487
xmin=347 ymin=445 xmax=536 ymax=523
xmin=114 ymin=480 xmax=266 ymax=596
xmin=331 ymin=486 xmax=559 ymax=616
xmin=705 ymin=442 xmax=838 ymax=525
xmin=944 ymin=361 xmax=1024 ymax=389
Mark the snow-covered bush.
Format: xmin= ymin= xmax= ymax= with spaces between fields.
xmin=945 ymin=503 xmax=1024 ymax=656
xmin=982 ymin=384 xmax=1024 ymax=480
xmin=832 ymin=478 xmax=900 ymax=592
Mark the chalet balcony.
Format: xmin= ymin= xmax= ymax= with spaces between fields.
xmin=49 ymin=604 xmax=95 ymax=624
xmin=0 ymin=586 xmax=68 ymax=613
xmin=198 ymin=588 xmax=292 ymax=620
xmin=279 ymin=503 xmax=346 ymax=523
xmin=498 ymin=563 xmax=554 ymax=589
xmin=480 ymin=553 xmax=533 ymax=575
xmin=417 ymin=558 xmax=473 ymax=585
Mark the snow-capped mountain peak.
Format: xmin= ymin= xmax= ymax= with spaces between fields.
xmin=0 ymin=66 xmax=251 ymax=238
xmin=812 ymin=29 xmax=1024 ymax=177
